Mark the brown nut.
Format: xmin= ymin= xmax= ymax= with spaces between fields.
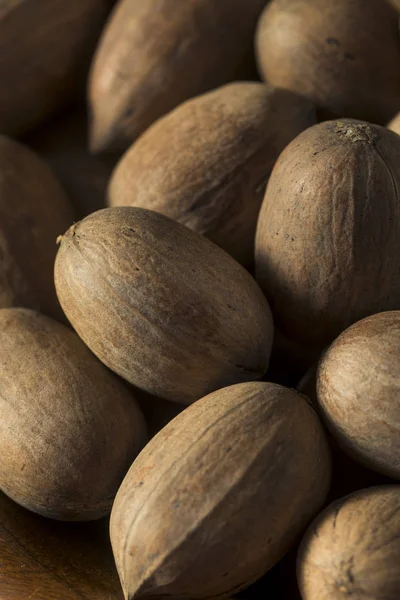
xmin=88 ymin=0 xmax=266 ymax=153
xmin=111 ymin=381 xmax=331 ymax=600
xmin=256 ymin=0 xmax=400 ymax=124
xmin=0 ymin=308 xmax=147 ymax=521
xmin=317 ymin=311 xmax=400 ymax=479
xmin=0 ymin=0 xmax=109 ymax=136
xmin=55 ymin=207 xmax=273 ymax=403
xmin=0 ymin=135 xmax=73 ymax=320
xmin=109 ymin=82 xmax=316 ymax=266
xmin=298 ymin=486 xmax=400 ymax=600
xmin=255 ymin=119 xmax=400 ymax=355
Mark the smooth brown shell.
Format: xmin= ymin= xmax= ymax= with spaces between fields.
xmin=0 ymin=308 xmax=147 ymax=521
xmin=0 ymin=135 xmax=73 ymax=320
xmin=297 ymin=486 xmax=400 ymax=599
xmin=256 ymin=0 xmax=400 ymax=124
xmin=0 ymin=0 xmax=110 ymax=136
xmin=110 ymin=381 xmax=331 ymax=600
xmin=317 ymin=311 xmax=400 ymax=479
xmin=55 ymin=207 xmax=273 ymax=403
xmin=108 ymin=82 xmax=316 ymax=266
xmin=255 ymin=119 xmax=400 ymax=355
xmin=0 ymin=491 xmax=123 ymax=600
xmin=24 ymin=109 xmax=120 ymax=219
xmin=88 ymin=0 xmax=266 ymax=153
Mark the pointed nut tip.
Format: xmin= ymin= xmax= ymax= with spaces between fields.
xmin=57 ymin=222 xmax=79 ymax=246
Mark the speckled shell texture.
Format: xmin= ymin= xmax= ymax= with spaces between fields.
xmin=55 ymin=207 xmax=273 ymax=403
xmin=108 ymin=82 xmax=316 ymax=266
xmin=255 ymin=119 xmax=400 ymax=354
xmin=0 ymin=135 xmax=73 ymax=320
xmin=88 ymin=0 xmax=266 ymax=152
xmin=256 ymin=0 xmax=400 ymax=124
xmin=298 ymin=486 xmax=400 ymax=599
xmin=0 ymin=308 xmax=147 ymax=521
xmin=110 ymin=381 xmax=331 ymax=600
xmin=317 ymin=311 xmax=400 ymax=479
xmin=0 ymin=0 xmax=109 ymax=135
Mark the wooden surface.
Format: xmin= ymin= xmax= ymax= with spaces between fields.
xmin=0 ymin=492 xmax=123 ymax=600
